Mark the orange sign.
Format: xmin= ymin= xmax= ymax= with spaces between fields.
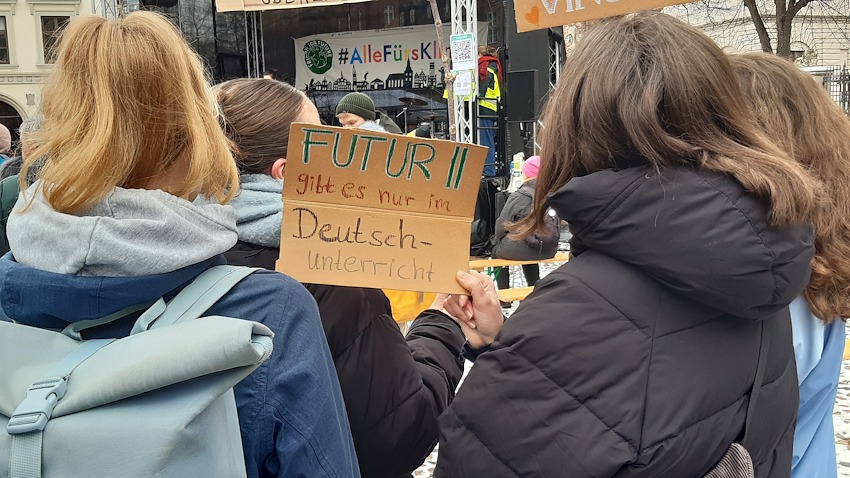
xmin=277 ymin=124 xmax=486 ymax=294
xmin=515 ymin=0 xmax=692 ymax=32
xmin=216 ymin=0 xmax=373 ymax=12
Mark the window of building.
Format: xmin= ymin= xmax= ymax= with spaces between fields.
xmin=384 ymin=6 xmax=394 ymax=27
xmin=409 ymin=8 xmax=415 ymax=23
xmin=400 ymin=11 xmax=405 ymax=26
xmin=0 ymin=17 xmax=8 ymax=65
xmin=41 ymin=15 xmax=69 ymax=64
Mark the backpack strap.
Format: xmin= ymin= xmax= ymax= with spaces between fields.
xmin=8 ymin=338 xmax=115 ymax=478
xmin=62 ymin=301 xmax=158 ymax=340
xmin=137 ymin=265 xmax=259 ymax=332
xmin=59 ymin=266 xmax=258 ymax=338
xmin=740 ymin=320 xmax=772 ymax=447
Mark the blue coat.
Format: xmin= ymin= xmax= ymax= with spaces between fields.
xmin=790 ymin=297 xmax=845 ymax=478
xmin=0 ymin=254 xmax=360 ymax=478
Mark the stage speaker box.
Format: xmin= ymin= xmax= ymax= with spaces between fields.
xmin=505 ymin=70 xmax=537 ymax=123
xmin=504 ymin=0 xmax=552 ymax=158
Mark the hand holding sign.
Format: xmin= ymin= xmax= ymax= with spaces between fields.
xmin=277 ymin=124 xmax=486 ymax=294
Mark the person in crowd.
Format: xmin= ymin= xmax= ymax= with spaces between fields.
xmin=0 ymin=124 xmax=10 ymax=163
xmin=214 ymin=78 xmax=466 ymax=478
xmin=477 ymin=45 xmax=502 ymax=177
xmin=434 ymin=12 xmax=819 ymax=477
xmin=335 ymin=91 xmax=403 ymax=134
xmin=731 ymin=52 xmax=850 ymax=478
xmin=1 ymin=114 xmax=43 ymax=181
xmin=0 ymin=13 xmax=358 ymax=478
xmin=491 ymin=155 xmax=558 ymax=301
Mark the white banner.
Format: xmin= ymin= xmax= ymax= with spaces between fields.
xmin=294 ymin=24 xmax=487 ymax=93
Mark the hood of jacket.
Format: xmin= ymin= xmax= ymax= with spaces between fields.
xmin=9 ymin=181 xmax=238 ymax=277
xmin=550 ymin=165 xmax=813 ymax=320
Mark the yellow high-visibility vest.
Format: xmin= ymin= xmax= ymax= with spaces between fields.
xmin=479 ymin=66 xmax=501 ymax=112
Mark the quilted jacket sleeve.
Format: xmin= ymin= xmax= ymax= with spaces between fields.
xmin=307 ymin=284 xmax=465 ymax=477
xmin=434 ymin=270 xmax=640 ymax=478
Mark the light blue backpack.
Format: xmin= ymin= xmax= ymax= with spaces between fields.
xmin=0 ymin=265 xmax=272 ymax=478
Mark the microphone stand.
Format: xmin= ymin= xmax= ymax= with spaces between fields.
xmin=396 ymin=107 xmax=408 ymax=133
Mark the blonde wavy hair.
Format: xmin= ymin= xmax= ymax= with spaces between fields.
xmin=23 ymin=12 xmax=238 ymax=213
xmin=516 ymin=13 xmax=820 ymax=239
xmin=731 ymin=52 xmax=850 ymax=323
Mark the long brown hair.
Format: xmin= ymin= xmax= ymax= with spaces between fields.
xmin=215 ymin=78 xmax=307 ymax=175
xmin=23 ymin=12 xmax=238 ymax=212
xmin=516 ymin=12 xmax=820 ymax=241
xmin=732 ymin=52 xmax=850 ymax=322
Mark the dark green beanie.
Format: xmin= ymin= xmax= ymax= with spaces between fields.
xmin=335 ymin=92 xmax=376 ymax=121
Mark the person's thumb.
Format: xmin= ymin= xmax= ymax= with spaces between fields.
xmin=456 ymin=270 xmax=485 ymax=296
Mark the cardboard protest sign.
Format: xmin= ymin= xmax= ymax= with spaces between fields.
xmin=216 ymin=0 xmax=372 ymax=12
xmin=277 ymin=124 xmax=486 ymax=294
xmin=515 ymin=0 xmax=692 ymax=32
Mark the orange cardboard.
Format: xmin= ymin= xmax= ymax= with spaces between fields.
xmin=277 ymin=124 xmax=486 ymax=294
xmin=216 ymin=0 xmax=374 ymax=12
xmin=515 ymin=0 xmax=692 ymax=32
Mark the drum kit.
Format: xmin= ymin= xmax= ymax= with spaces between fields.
xmin=397 ymin=96 xmax=447 ymax=138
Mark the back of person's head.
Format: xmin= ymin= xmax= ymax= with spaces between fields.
xmin=18 ymin=115 xmax=43 ymax=157
xmin=731 ymin=52 xmax=850 ymax=322
xmin=522 ymin=12 xmax=818 ymax=238
xmin=0 ymin=124 xmax=10 ymax=154
xmin=216 ymin=78 xmax=307 ymax=175
xmin=25 ymin=12 xmax=237 ymax=213
xmin=335 ymin=92 xmax=376 ymax=121
xmin=522 ymin=156 xmax=540 ymax=179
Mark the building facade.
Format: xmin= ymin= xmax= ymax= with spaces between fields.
xmin=0 ymin=0 xmax=110 ymax=144
xmin=665 ymin=1 xmax=850 ymax=110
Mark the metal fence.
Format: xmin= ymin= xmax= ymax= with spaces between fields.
xmin=823 ymin=66 xmax=850 ymax=113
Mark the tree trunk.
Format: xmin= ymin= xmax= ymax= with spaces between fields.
xmin=775 ymin=16 xmax=793 ymax=57
xmin=774 ymin=0 xmax=792 ymax=58
xmin=428 ymin=0 xmax=456 ymax=140
xmin=743 ymin=0 xmax=773 ymax=53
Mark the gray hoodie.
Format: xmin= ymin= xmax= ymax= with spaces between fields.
xmin=9 ymin=181 xmax=238 ymax=277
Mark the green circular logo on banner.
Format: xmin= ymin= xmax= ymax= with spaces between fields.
xmin=304 ymin=40 xmax=333 ymax=75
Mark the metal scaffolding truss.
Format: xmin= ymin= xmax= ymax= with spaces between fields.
xmin=450 ymin=0 xmax=477 ymax=144
xmin=536 ymin=28 xmax=564 ymax=154
xmin=548 ymin=31 xmax=562 ymax=91
xmin=244 ymin=11 xmax=265 ymax=78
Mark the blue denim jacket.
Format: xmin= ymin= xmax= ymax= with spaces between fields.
xmin=0 ymin=254 xmax=360 ymax=478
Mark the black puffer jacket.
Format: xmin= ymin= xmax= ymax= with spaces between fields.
xmin=436 ymin=165 xmax=813 ymax=477
xmin=491 ymin=179 xmax=559 ymax=261
xmin=224 ymin=244 xmax=465 ymax=478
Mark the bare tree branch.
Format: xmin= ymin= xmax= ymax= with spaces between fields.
xmin=743 ymin=0 xmax=774 ymax=52
xmin=788 ymin=0 xmax=810 ymax=17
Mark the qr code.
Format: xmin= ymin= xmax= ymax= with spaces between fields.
xmin=453 ymin=39 xmax=474 ymax=63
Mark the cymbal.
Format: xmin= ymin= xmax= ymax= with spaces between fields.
xmin=419 ymin=112 xmax=439 ymax=120
xmin=399 ymin=97 xmax=427 ymax=107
